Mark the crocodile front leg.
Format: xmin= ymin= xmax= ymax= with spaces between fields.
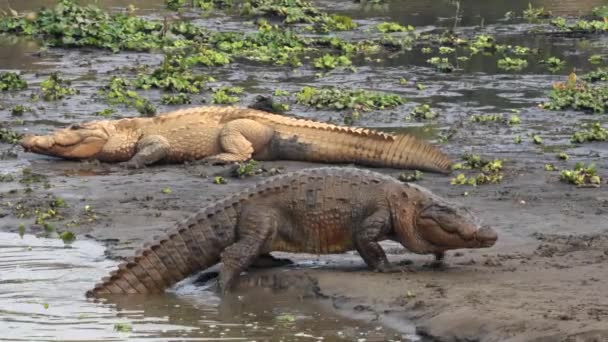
xmin=354 ymin=208 xmax=402 ymax=273
xmin=219 ymin=206 xmax=281 ymax=293
xmin=121 ymin=135 xmax=170 ymax=169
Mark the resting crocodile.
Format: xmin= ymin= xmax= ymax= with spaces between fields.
xmin=86 ymin=167 xmax=497 ymax=297
xmin=20 ymin=106 xmax=452 ymax=173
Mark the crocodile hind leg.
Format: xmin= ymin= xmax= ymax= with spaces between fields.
xmin=121 ymin=135 xmax=170 ymax=169
xmin=204 ymin=119 xmax=274 ymax=164
xmin=219 ymin=206 xmax=281 ymax=293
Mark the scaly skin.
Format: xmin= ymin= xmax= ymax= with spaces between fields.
xmin=86 ymin=167 xmax=497 ymax=297
xmin=20 ymin=106 xmax=452 ymax=173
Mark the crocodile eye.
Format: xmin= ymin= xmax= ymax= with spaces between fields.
xmin=69 ymin=124 xmax=82 ymax=130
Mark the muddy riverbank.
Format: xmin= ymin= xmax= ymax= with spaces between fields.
xmin=1 ymin=0 xmax=608 ymax=340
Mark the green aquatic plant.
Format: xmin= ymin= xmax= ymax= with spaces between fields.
xmin=551 ymin=17 xmax=608 ymax=33
xmin=211 ymin=86 xmax=243 ymax=104
xmin=588 ymin=54 xmax=606 ymax=65
xmin=40 ymin=73 xmax=78 ymax=101
xmin=541 ymin=57 xmax=565 ymax=72
xmin=295 ymin=86 xmax=405 ymax=111
xmin=0 ymin=126 xmax=22 ymax=144
xmin=560 ymin=163 xmax=601 ymax=187
xmin=581 ymin=67 xmax=608 ymax=83
xmin=102 ymin=77 xmax=156 ymax=115
xmin=398 ymin=170 xmax=423 ymax=182
xmin=408 ymin=104 xmax=437 ymax=120
xmin=469 ymin=34 xmax=496 ymax=54
xmin=469 ymin=114 xmax=503 ymax=123
xmin=571 ymin=122 xmax=608 ymax=143
xmin=426 ymin=57 xmax=454 ymax=72
xmin=0 ymin=0 xmax=169 ymax=52
xmin=376 ymin=22 xmax=413 ymax=33
xmin=450 ymin=154 xmax=504 ymax=186
xmin=543 ymin=73 xmax=608 ymax=114
xmin=0 ymin=72 xmax=27 ymax=91
xmin=11 ymin=105 xmax=32 ymax=116
xmin=438 ymin=46 xmax=455 ymax=55
xmin=161 ymin=93 xmax=191 ymax=105
xmin=234 ymin=160 xmax=259 ymax=178
xmin=523 ymin=3 xmax=551 ymax=20
xmin=312 ymin=54 xmax=352 ymax=70
xmin=135 ymin=55 xmax=215 ymax=93
xmin=497 ymin=57 xmax=528 ymax=71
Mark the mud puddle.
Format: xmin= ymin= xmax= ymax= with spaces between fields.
xmin=0 ymin=232 xmax=414 ymax=341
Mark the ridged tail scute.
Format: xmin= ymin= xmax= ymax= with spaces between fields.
xmin=86 ymin=223 xmax=224 ymax=297
xmin=235 ymin=110 xmax=452 ymax=173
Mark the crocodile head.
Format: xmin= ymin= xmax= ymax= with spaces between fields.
xmin=393 ymin=184 xmax=498 ymax=254
xmin=20 ymin=121 xmax=114 ymax=160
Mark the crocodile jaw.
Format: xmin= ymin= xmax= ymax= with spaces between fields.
xmin=20 ymin=123 xmax=110 ymax=159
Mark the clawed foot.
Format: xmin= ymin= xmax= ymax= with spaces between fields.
xmin=375 ymin=262 xmax=415 ymax=273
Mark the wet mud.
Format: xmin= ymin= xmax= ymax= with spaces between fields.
xmin=1 ymin=0 xmax=608 ymax=341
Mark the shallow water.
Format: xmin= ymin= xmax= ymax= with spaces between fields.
xmin=0 ymin=232 xmax=413 ymax=341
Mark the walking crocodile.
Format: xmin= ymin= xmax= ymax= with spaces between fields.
xmin=20 ymin=106 xmax=452 ymax=173
xmin=86 ymin=167 xmax=497 ymax=297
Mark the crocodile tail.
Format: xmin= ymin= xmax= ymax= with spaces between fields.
xmin=86 ymin=220 xmax=229 ymax=297
xmin=272 ymin=127 xmax=452 ymax=173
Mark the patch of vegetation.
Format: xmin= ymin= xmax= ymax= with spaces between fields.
xmin=241 ymin=0 xmax=356 ymax=32
xmin=497 ymin=57 xmax=528 ymax=71
xmin=508 ymin=114 xmax=521 ymax=125
xmin=95 ymin=108 xmax=115 ymax=117
xmin=559 ymin=163 xmax=601 ymax=187
xmin=376 ymin=22 xmax=413 ymax=33
xmin=59 ymin=231 xmax=76 ymax=245
xmin=541 ymin=57 xmax=565 ymax=72
xmin=209 ymin=26 xmax=310 ymax=66
xmin=213 ymin=176 xmax=227 ymax=184
xmin=581 ymin=67 xmax=608 ymax=83
xmin=0 ymin=126 xmax=23 ymax=144
xmin=211 ymin=86 xmax=243 ymax=104
xmin=571 ymin=122 xmax=608 ymax=143
xmin=470 ymin=114 xmax=503 ymax=123
xmin=398 ymin=170 xmax=423 ymax=182
xmin=233 ymin=160 xmax=260 ymax=178
xmin=533 ymin=135 xmax=543 ymax=144
xmin=295 ymin=86 xmax=405 ymax=111
xmin=40 ymin=73 xmax=78 ymax=101
xmin=588 ymin=54 xmax=606 ymax=65
xmin=551 ymin=17 xmax=608 ymax=33
xmin=426 ymin=57 xmax=454 ymax=72
xmin=544 ymin=163 xmax=558 ymax=171
xmin=469 ymin=34 xmax=496 ymax=55
xmin=557 ymin=152 xmax=569 ymax=160
xmin=136 ymin=57 xmax=215 ymax=94
xmin=408 ymin=104 xmax=437 ymax=120
xmin=438 ymin=46 xmax=455 ymax=54
xmin=102 ymin=77 xmax=156 ymax=116
xmin=161 ymin=93 xmax=191 ymax=105
xmin=113 ymin=323 xmax=133 ymax=333
xmin=523 ymin=3 xmax=551 ymax=20
xmin=312 ymin=54 xmax=352 ymax=70
xmin=542 ymin=73 xmax=607 ymax=114
xmin=11 ymin=105 xmax=32 ymax=116
xmin=451 ymin=154 xmax=504 ymax=186
xmin=0 ymin=0 xmax=169 ymax=52
xmin=0 ymin=72 xmax=27 ymax=91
